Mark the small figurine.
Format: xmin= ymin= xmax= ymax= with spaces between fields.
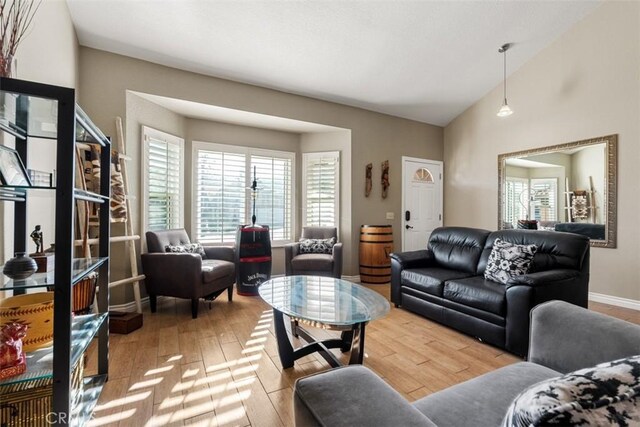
xmin=30 ymin=225 xmax=43 ymax=254
xmin=0 ymin=322 xmax=27 ymax=380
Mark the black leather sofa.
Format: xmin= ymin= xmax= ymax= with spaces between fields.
xmin=390 ymin=227 xmax=590 ymax=356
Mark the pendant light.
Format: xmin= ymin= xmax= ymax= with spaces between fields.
xmin=497 ymin=43 xmax=513 ymax=117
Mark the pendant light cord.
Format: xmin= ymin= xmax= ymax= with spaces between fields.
xmin=503 ymin=48 xmax=507 ymax=103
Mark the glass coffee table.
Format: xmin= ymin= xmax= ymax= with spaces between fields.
xmin=258 ymin=275 xmax=390 ymax=369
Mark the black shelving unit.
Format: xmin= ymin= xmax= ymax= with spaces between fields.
xmin=0 ymin=77 xmax=110 ymax=426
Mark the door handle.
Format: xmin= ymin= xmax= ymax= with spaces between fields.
xmin=405 ymin=225 xmax=414 ymax=230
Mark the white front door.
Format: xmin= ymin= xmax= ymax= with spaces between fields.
xmin=402 ymin=157 xmax=443 ymax=251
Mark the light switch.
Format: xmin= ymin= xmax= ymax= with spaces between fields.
xmin=386 ymin=212 xmax=395 ymax=220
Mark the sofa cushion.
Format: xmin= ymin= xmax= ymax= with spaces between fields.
xmin=503 ymin=355 xmax=640 ymax=427
xmin=201 ymin=259 xmax=235 ymax=283
xmin=291 ymin=253 xmax=333 ymax=271
xmin=402 ymin=268 xmax=474 ymax=297
xmin=443 ymin=276 xmax=506 ymax=315
xmin=478 ymin=229 xmax=589 ymax=274
xmin=484 ymin=238 xmax=537 ymax=285
xmin=413 ymin=362 xmax=559 ymax=427
xmin=299 ymin=237 xmax=336 ymax=254
xmin=428 ymin=227 xmax=491 ymax=274
xmin=165 ymin=243 xmax=206 ymax=258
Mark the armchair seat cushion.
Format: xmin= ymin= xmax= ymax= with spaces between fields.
xmin=201 ymin=259 xmax=235 ymax=283
xmin=443 ymin=276 xmax=506 ymax=315
xmin=291 ymin=253 xmax=333 ymax=272
xmin=402 ymin=268 xmax=473 ymax=297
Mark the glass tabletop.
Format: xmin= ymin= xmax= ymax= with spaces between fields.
xmin=258 ymin=276 xmax=390 ymax=327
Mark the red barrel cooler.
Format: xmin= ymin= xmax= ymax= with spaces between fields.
xmin=235 ymin=225 xmax=272 ymax=296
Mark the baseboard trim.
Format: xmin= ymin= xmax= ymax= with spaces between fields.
xmin=110 ymin=297 xmax=149 ymax=313
xmin=589 ymin=292 xmax=640 ymax=311
xmin=342 ymin=275 xmax=360 ymax=283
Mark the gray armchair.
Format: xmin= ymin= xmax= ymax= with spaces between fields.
xmin=284 ymin=227 xmax=343 ymax=278
xmin=141 ymin=229 xmax=236 ymax=318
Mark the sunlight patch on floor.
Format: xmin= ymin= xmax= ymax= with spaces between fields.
xmin=88 ymin=304 xmax=274 ymax=426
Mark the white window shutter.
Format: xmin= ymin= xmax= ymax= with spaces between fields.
xmin=196 ymin=150 xmax=246 ymax=243
xmin=193 ymin=143 xmax=295 ymax=244
xmin=251 ymin=155 xmax=293 ymax=241
xmin=302 ymin=152 xmax=340 ymax=228
xmin=143 ymin=127 xmax=184 ymax=232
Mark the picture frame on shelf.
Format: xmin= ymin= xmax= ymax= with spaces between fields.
xmin=0 ymin=145 xmax=32 ymax=186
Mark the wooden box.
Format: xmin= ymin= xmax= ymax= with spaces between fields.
xmin=108 ymin=311 xmax=143 ymax=334
xmin=31 ymin=254 xmax=54 ymax=273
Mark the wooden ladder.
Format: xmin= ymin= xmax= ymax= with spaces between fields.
xmin=76 ymin=117 xmax=144 ymax=313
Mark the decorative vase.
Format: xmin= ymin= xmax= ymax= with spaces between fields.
xmin=0 ymin=54 xmax=13 ymax=78
xmin=2 ymin=252 xmax=38 ymax=280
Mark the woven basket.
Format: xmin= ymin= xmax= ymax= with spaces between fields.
xmin=0 ymin=358 xmax=83 ymax=426
xmin=0 ymin=292 xmax=54 ymax=352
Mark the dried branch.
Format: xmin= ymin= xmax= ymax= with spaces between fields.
xmin=0 ymin=0 xmax=41 ymax=61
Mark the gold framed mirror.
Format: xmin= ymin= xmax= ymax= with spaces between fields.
xmin=498 ymin=134 xmax=617 ymax=248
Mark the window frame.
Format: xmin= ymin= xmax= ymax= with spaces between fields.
xmin=191 ymin=141 xmax=296 ymax=245
xmin=141 ymin=126 xmax=185 ymax=236
xmin=301 ymin=151 xmax=340 ymax=231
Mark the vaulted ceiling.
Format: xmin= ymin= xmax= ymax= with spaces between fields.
xmin=67 ymin=0 xmax=600 ymax=126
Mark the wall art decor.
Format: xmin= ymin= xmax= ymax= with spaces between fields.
xmin=381 ymin=160 xmax=390 ymax=198
xmin=365 ymin=163 xmax=372 ymax=197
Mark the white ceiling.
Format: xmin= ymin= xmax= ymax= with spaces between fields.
xmin=67 ymin=0 xmax=601 ymax=127
xmin=131 ymin=91 xmax=345 ymax=133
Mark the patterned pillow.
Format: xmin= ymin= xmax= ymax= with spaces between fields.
xmin=484 ymin=238 xmax=537 ymax=284
xmin=503 ymin=355 xmax=640 ymax=426
xmin=165 ymin=243 xmax=206 ymax=258
xmin=299 ymin=237 xmax=336 ymax=254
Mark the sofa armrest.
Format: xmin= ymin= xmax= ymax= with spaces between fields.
xmin=284 ymin=243 xmax=300 ymax=276
xmin=506 ymin=269 xmax=579 ymax=288
xmin=390 ymin=250 xmax=434 ymax=269
xmin=141 ymin=253 xmax=202 ymax=298
xmin=294 ymin=366 xmax=435 ymax=427
xmin=203 ymin=246 xmax=235 ymax=262
xmin=332 ymin=242 xmax=343 ymax=278
xmin=390 ymin=250 xmax=435 ymax=306
xmin=528 ymin=300 xmax=640 ymax=374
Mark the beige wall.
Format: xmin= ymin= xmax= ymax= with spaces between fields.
xmin=1 ymin=0 xmax=78 ymax=263
xmin=444 ymin=1 xmax=640 ymax=301
xmin=78 ymin=47 xmax=443 ymax=294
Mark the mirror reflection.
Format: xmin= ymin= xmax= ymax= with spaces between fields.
xmin=498 ymin=135 xmax=617 ymax=248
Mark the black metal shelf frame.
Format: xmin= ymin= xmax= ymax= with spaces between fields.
xmin=0 ymin=77 xmax=111 ymax=426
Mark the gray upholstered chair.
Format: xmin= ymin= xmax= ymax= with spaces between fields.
xmin=284 ymin=226 xmax=343 ymax=278
xmin=141 ymin=229 xmax=236 ymax=318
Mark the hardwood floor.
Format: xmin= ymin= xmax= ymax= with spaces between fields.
xmin=85 ymin=286 xmax=639 ymax=427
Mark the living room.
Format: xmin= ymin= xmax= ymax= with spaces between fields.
xmin=0 ymin=0 xmax=638 ymax=426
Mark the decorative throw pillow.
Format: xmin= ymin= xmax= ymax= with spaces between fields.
xmin=299 ymin=237 xmax=336 ymax=254
xmin=165 ymin=243 xmax=206 ymax=258
xmin=484 ymin=238 xmax=537 ymax=284
xmin=503 ymin=355 xmax=640 ymax=426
